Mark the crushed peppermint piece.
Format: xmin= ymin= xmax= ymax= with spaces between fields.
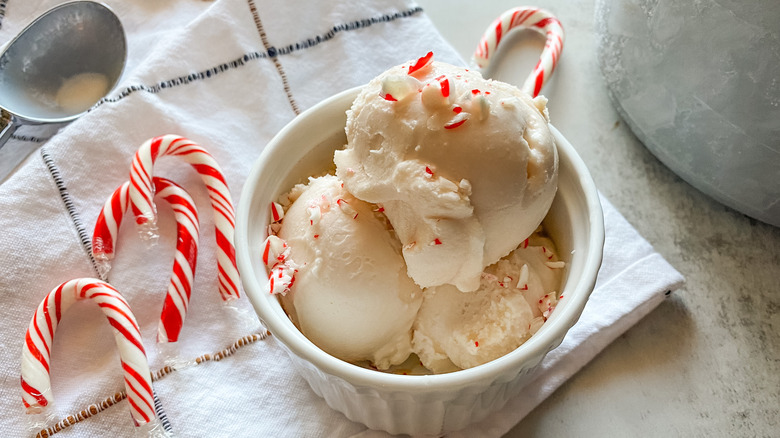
xmin=270 ymin=202 xmax=284 ymax=222
xmin=264 ymin=235 xmax=299 ymax=296
xmin=545 ymin=261 xmax=566 ymax=269
xmin=434 ymin=75 xmax=450 ymax=97
xmin=381 ymin=74 xmax=422 ymax=102
xmin=307 ymin=204 xmax=321 ymax=226
xmin=268 ymin=263 xmax=297 ymax=295
xmin=499 ymin=97 xmax=515 ymax=108
xmin=337 ymin=198 xmax=358 ymax=219
xmin=408 ymin=51 xmax=434 ymax=75
xmin=469 ymin=91 xmax=490 ymax=121
xmin=319 ymin=194 xmax=331 ymax=211
xmin=539 ymin=293 xmax=558 ymax=320
xmin=517 ymin=264 xmax=530 ymax=290
xmin=261 ymin=235 xmax=288 ymax=268
xmin=444 ymin=112 xmax=469 ymax=129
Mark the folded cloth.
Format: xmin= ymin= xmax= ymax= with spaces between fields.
xmin=0 ymin=0 xmax=684 ymax=436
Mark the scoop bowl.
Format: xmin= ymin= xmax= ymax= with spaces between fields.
xmin=0 ymin=1 xmax=126 ymax=123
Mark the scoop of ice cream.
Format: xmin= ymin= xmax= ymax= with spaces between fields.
xmin=412 ymin=230 xmax=564 ymax=373
xmin=277 ymin=175 xmax=423 ymax=370
xmin=334 ymin=56 xmax=558 ymax=292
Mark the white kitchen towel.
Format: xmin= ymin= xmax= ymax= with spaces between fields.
xmin=0 ymin=1 xmax=684 ymax=437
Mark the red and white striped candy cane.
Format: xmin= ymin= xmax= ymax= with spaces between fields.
xmin=472 ymin=7 xmax=564 ymax=97
xmin=20 ymin=278 xmax=157 ymax=428
xmin=93 ymin=177 xmax=200 ymax=343
xmin=129 ymin=135 xmax=240 ymax=302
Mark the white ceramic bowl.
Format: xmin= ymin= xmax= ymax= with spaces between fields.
xmin=236 ymin=87 xmax=604 ymax=436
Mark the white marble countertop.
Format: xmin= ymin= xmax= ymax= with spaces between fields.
xmin=416 ymin=0 xmax=780 ymax=436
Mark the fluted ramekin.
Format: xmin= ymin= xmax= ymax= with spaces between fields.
xmin=236 ymin=87 xmax=604 ymax=436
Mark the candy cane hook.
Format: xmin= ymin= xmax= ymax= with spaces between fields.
xmin=21 ymin=278 xmax=158 ymax=428
xmin=129 ymin=135 xmax=240 ymax=302
xmin=93 ymin=177 xmax=200 ymax=343
xmin=471 ymin=7 xmax=564 ymax=97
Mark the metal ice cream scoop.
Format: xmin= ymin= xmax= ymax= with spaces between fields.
xmin=0 ymin=1 xmax=126 ymax=178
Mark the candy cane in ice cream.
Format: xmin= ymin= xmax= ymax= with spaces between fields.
xmin=471 ymin=7 xmax=564 ymax=97
xmin=93 ymin=177 xmax=200 ymax=343
xmin=129 ymin=135 xmax=240 ymax=302
xmin=20 ymin=278 xmax=157 ymax=428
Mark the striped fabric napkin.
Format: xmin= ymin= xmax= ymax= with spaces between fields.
xmin=0 ymin=0 xmax=683 ymax=436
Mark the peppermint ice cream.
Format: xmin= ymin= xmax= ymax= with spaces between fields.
xmin=334 ymin=54 xmax=558 ymax=292
xmin=262 ymin=53 xmax=564 ymax=373
xmin=412 ymin=233 xmax=564 ymax=373
xmin=270 ymin=175 xmax=423 ymax=370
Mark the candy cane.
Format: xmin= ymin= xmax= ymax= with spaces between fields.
xmin=21 ymin=278 xmax=157 ymax=428
xmin=93 ymin=177 xmax=200 ymax=343
xmin=471 ymin=7 xmax=564 ymax=97
xmin=129 ymin=135 xmax=240 ymax=302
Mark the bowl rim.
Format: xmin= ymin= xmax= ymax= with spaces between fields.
xmin=236 ymin=86 xmax=605 ymax=391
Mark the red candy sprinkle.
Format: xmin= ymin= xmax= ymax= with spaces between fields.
xmin=475 ymin=341 xmax=479 ymax=347
xmin=433 ymin=238 xmax=442 ymax=245
xmin=471 ymin=89 xmax=480 ymax=95
xmin=452 ymin=106 xmax=462 ymax=114
xmin=425 ymin=166 xmax=434 ymax=175
xmin=382 ymin=93 xmax=397 ymax=102
xmin=408 ymin=51 xmax=433 ymax=75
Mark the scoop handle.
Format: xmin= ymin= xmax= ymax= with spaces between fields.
xmin=471 ymin=7 xmax=564 ymax=97
xmin=0 ymin=111 xmax=30 ymax=184
xmin=0 ymin=109 xmax=18 ymax=150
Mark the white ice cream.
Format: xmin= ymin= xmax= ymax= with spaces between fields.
xmin=276 ymin=175 xmax=423 ymax=370
xmin=412 ymin=232 xmax=564 ymax=373
xmin=55 ymin=72 xmax=109 ymax=114
xmin=334 ymin=58 xmax=558 ymax=292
